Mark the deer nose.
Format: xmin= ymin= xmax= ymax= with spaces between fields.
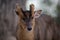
xmin=27 ymin=28 xmax=32 ymax=31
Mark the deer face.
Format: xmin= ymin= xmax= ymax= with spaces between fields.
xmin=16 ymin=4 xmax=42 ymax=31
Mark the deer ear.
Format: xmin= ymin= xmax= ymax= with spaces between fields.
xmin=15 ymin=8 xmax=23 ymax=15
xmin=34 ymin=10 xmax=42 ymax=18
xmin=15 ymin=4 xmax=24 ymax=18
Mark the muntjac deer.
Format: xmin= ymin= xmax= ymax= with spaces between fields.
xmin=15 ymin=4 xmax=59 ymax=40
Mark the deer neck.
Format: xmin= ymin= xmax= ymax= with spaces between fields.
xmin=19 ymin=25 xmax=34 ymax=40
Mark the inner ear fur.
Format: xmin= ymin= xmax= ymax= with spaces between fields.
xmin=33 ymin=10 xmax=42 ymax=18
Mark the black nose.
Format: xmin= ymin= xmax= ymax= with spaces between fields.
xmin=27 ymin=28 xmax=32 ymax=31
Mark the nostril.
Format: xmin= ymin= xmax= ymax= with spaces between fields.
xmin=27 ymin=28 xmax=32 ymax=31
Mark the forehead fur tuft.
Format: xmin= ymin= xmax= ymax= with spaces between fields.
xmin=22 ymin=11 xmax=31 ymax=18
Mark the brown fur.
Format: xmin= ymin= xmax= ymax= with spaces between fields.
xmin=16 ymin=15 xmax=35 ymax=40
xmin=16 ymin=25 xmax=34 ymax=40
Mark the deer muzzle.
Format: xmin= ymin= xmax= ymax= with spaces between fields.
xmin=26 ymin=22 xmax=32 ymax=31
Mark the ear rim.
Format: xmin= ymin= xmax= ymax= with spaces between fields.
xmin=37 ymin=10 xmax=42 ymax=14
xmin=34 ymin=10 xmax=42 ymax=13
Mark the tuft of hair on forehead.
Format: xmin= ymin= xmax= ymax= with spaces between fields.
xmin=22 ymin=11 xmax=31 ymax=18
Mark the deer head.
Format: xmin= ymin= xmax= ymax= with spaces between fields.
xmin=16 ymin=4 xmax=42 ymax=31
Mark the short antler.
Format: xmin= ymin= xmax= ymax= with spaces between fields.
xmin=16 ymin=3 xmax=24 ymax=18
xmin=30 ymin=4 xmax=34 ymax=17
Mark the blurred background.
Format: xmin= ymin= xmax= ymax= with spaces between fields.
xmin=0 ymin=0 xmax=60 ymax=40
